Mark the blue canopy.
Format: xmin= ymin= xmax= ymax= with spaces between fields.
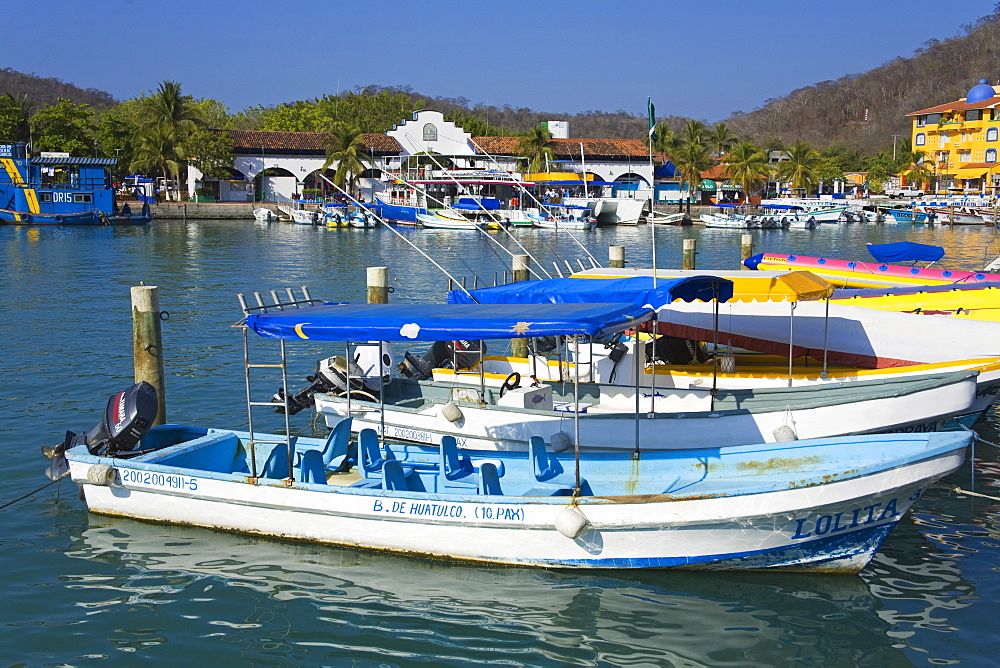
xmin=456 ymin=197 xmax=500 ymax=210
xmin=448 ymin=276 xmax=733 ymax=308
xmin=245 ymin=302 xmax=654 ymax=342
xmin=866 ymin=242 xmax=944 ymax=263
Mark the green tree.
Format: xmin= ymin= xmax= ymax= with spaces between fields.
xmin=322 ymin=122 xmax=371 ymax=192
xmin=131 ymin=121 xmax=183 ymax=193
xmin=904 ymin=149 xmax=932 ymax=189
xmin=518 ymin=125 xmax=555 ymax=174
xmin=776 ymin=140 xmax=820 ymax=193
xmin=95 ymin=106 xmax=139 ymax=181
xmin=722 ymin=141 xmax=772 ymax=203
xmin=0 ymin=93 xmax=33 ymax=143
xmin=863 ymin=151 xmax=895 ymax=194
xmin=189 ymin=128 xmax=234 ymax=179
xmin=652 ymin=122 xmax=680 ymax=160
xmin=708 ymin=122 xmax=738 ymax=159
xmin=673 ymin=123 xmax=712 ymax=213
xmin=133 ymin=81 xmax=206 ymax=197
xmin=30 ymin=98 xmax=96 ymax=154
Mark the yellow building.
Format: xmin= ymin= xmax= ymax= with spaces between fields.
xmin=907 ymin=79 xmax=1000 ymax=194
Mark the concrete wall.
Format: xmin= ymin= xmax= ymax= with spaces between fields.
xmin=150 ymin=202 xmax=276 ymax=219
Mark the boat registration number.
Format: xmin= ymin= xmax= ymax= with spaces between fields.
xmin=119 ymin=468 xmax=199 ymax=491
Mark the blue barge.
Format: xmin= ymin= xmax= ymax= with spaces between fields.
xmin=0 ymin=143 xmax=150 ymax=225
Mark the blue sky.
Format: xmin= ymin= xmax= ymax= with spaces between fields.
xmin=5 ymin=0 xmax=994 ymax=122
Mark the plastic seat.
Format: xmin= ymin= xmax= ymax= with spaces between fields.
xmin=295 ymin=417 xmax=352 ymax=469
xmin=299 ymin=449 xmax=327 ymax=484
xmin=525 ymin=435 xmax=587 ymax=496
xmin=261 ymin=439 xmax=295 ymax=479
xmin=438 ymin=435 xmax=477 ymax=490
xmin=382 ymin=460 xmax=410 ymax=491
xmin=479 ymin=462 xmax=503 ymax=496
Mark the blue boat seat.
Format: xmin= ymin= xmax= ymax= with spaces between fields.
xmin=295 ymin=417 xmax=352 ymax=469
xmin=382 ymin=460 xmax=410 ymax=491
xmin=438 ymin=435 xmax=477 ymax=490
xmin=359 ymin=428 xmax=435 ymax=481
xmin=299 ymin=449 xmax=327 ymax=484
xmin=261 ymin=438 xmax=295 ymax=479
xmin=479 ymin=462 xmax=503 ymax=496
xmin=524 ymin=435 xmax=590 ymax=496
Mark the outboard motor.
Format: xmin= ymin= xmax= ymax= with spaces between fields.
xmin=274 ymin=355 xmax=371 ymax=415
xmin=399 ymin=340 xmax=487 ymax=380
xmin=45 ymin=382 xmax=159 ymax=480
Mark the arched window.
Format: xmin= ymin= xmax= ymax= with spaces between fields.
xmin=915 ymin=133 xmax=925 ymax=146
xmin=988 ymin=127 xmax=999 ymax=142
xmin=987 ymin=148 xmax=997 ymax=163
xmin=422 ymin=123 xmax=438 ymax=141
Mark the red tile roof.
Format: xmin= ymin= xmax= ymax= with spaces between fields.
xmin=908 ymin=96 xmax=1000 ymax=116
xmin=959 ymin=162 xmax=995 ymax=170
xmin=224 ymin=130 xmax=402 ymax=154
xmin=700 ymin=164 xmax=729 ymax=180
xmin=473 ymin=137 xmax=650 ymax=159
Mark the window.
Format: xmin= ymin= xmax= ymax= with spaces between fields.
xmin=939 ymin=132 xmax=949 ymax=148
xmin=38 ymin=192 xmax=52 ymax=202
xmin=927 ymin=113 xmax=942 ymax=124
xmin=915 ymin=133 xmax=926 ymax=145
xmin=966 ymin=109 xmax=984 ymax=121
xmin=959 ymin=150 xmax=972 ymax=162
xmin=73 ymin=193 xmax=92 ymax=203
xmin=422 ymin=123 xmax=438 ymax=141
xmin=988 ymin=127 xmax=998 ymax=142
xmin=916 ymin=115 xmax=926 ymax=127
xmin=987 ymin=149 xmax=997 ymax=163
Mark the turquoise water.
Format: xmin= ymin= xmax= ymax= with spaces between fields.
xmin=2 ymin=220 xmax=1000 ymax=664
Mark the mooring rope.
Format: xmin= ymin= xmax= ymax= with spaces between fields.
xmin=0 ymin=476 xmax=64 ymax=510
xmin=941 ymin=485 xmax=1000 ymax=502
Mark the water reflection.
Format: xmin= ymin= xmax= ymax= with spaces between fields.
xmin=65 ymin=517 xmax=912 ymax=664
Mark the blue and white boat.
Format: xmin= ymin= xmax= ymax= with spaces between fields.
xmin=528 ymin=203 xmax=596 ymax=230
xmin=46 ymin=291 xmax=971 ymax=572
xmin=0 ymin=142 xmax=150 ymax=225
xmin=886 ymin=208 xmax=929 ymax=223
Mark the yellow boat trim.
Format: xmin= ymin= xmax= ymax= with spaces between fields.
xmin=0 ymin=158 xmax=24 ymax=186
xmin=23 ymin=188 xmax=39 ymax=214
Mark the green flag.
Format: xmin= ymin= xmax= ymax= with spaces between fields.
xmin=647 ymin=97 xmax=657 ymax=143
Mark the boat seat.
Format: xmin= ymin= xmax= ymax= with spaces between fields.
xmin=479 ymin=462 xmax=503 ymax=496
xmin=526 ymin=435 xmax=590 ymax=496
xmin=438 ymin=435 xmax=477 ymax=490
xmin=382 ymin=460 xmax=410 ymax=491
xmin=359 ymin=428 xmax=434 ymax=480
xmin=299 ymin=449 xmax=327 ymax=484
xmin=295 ymin=417 xmax=352 ymax=469
xmin=261 ymin=439 xmax=295 ymax=479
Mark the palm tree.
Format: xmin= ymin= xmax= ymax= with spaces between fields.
xmin=322 ymin=122 xmax=371 ymax=193
xmin=652 ymin=122 xmax=679 ymax=158
xmin=722 ymin=141 xmax=772 ymax=204
xmin=708 ymin=122 xmax=738 ymax=159
xmin=518 ymin=125 xmax=555 ymax=174
xmin=136 ymin=81 xmax=204 ymax=199
xmin=130 ymin=122 xmax=183 ymax=198
xmin=776 ymin=140 xmax=820 ymax=194
xmin=904 ymin=150 xmax=932 ymax=190
xmin=0 ymin=93 xmax=33 ymax=143
xmin=672 ymin=135 xmax=712 ymax=214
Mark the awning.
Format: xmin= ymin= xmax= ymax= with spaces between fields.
xmin=725 ymin=271 xmax=835 ymax=302
xmin=720 ymin=180 xmax=741 ymax=191
xmin=31 ymin=156 xmax=117 ymax=166
xmin=448 ymin=276 xmax=734 ymax=308
xmin=245 ymin=302 xmax=654 ymax=341
xmin=700 ymin=179 xmax=717 ymax=191
xmin=526 ymin=172 xmax=598 ymax=182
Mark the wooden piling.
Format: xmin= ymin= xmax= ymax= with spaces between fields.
xmin=131 ymin=285 xmax=166 ymax=426
xmin=740 ymin=234 xmax=754 ymax=269
xmin=367 ymin=266 xmax=388 ymax=304
xmin=682 ymin=238 xmax=697 ymax=270
xmin=609 ymin=245 xmax=625 ymax=268
xmin=511 ymin=254 xmax=530 ymax=357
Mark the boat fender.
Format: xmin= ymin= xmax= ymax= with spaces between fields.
xmin=87 ymin=464 xmax=116 ymax=486
xmin=555 ymin=506 xmax=589 ymax=539
xmin=550 ymin=431 xmax=572 ymax=452
xmin=441 ymin=402 xmax=463 ymax=423
xmin=54 ymin=215 xmax=63 ymax=223
xmin=773 ymin=425 xmax=798 ymax=442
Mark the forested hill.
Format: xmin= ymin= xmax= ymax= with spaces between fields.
xmin=0 ymin=68 xmax=117 ymax=108
xmin=725 ymin=10 xmax=1000 ymax=149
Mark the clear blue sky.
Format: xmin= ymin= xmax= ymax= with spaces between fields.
xmin=5 ymin=0 xmax=995 ymax=122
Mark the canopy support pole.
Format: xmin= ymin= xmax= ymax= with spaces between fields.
xmin=711 ymin=295 xmax=719 ymax=411
xmin=787 ymin=304 xmax=795 ymax=387
xmin=649 ymin=314 xmax=658 ymax=415
xmin=633 ymin=329 xmax=641 ymax=458
xmin=573 ymin=334 xmax=582 ymax=493
xmin=822 ymin=298 xmax=830 ymax=379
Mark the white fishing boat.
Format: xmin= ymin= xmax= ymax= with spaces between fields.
xmin=700 ymin=213 xmax=749 ymax=228
xmin=279 ymin=204 xmax=320 ymax=225
xmin=529 ymin=204 xmax=596 ymax=230
xmin=564 ymin=197 xmax=647 ymax=225
xmin=416 ymin=211 xmax=486 ymax=230
xmin=46 ymin=289 xmax=971 ymax=573
xmin=253 ymin=207 xmax=276 ymax=222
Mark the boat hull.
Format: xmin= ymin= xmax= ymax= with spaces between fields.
xmin=745 ymin=252 xmax=1000 ymax=288
xmin=0 ymin=209 xmax=100 ymax=225
xmin=65 ymin=429 xmax=968 ymax=572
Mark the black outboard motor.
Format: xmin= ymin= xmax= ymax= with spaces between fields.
xmin=45 ymin=382 xmax=158 ymax=480
xmin=399 ymin=340 xmax=487 ymax=381
xmin=274 ymin=355 xmax=369 ymax=415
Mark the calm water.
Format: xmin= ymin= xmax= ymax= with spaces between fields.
xmin=3 ymin=219 xmax=1000 ymax=665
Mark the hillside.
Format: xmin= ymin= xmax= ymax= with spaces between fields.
xmin=725 ymin=10 xmax=1000 ymax=150
xmin=0 ymin=68 xmax=117 ymax=109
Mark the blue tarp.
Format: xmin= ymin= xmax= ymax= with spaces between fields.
xmin=245 ymin=302 xmax=654 ymax=342
xmin=456 ymin=197 xmax=500 ymax=210
xmin=866 ymin=242 xmax=945 ymax=263
xmin=447 ymin=276 xmax=733 ymax=308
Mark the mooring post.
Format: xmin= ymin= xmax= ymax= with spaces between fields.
xmin=367 ymin=266 xmax=389 ymax=304
xmin=740 ymin=234 xmax=754 ymax=269
xmin=131 ymin=285 xmax=166 ymax=426
xmin=511 ymin=254 xmax=530 ymax=357
xmin=609 ymin=245 xmax=625 ymax=268
xmin=682 ymin=238 xmax=697 ymax=270
xmin=513 ymin=254 xmax=530 ymax=282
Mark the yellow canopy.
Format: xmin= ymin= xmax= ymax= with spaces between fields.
xmin=570 ymin=268 xmax=835 ymax=302
xmin=525 ymin=172 xmax=595 ymax=183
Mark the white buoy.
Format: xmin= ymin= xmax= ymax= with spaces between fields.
xmin=555 ymin=506 xmax=589 ymax=539
xmin=87 ymin=464 xmax=116 ymax=486
xmin=441 ymin=402 xmax=463 ymax=423
xmin=773 ymin=424 xmax=798 ymax=442
xmin=550 ymin=431 xmax=572 ymax=452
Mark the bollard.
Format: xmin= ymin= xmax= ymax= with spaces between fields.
xmin=511 ymin=254 xmax=531 ymax=358
xmin=367 ymin=266 xmax=389 ymax=304
xmin=682 ymin=238 xmax=697 ymax=270
xmin=512 ymin=254 xmax=530 ymax=283
xmin=609 ymin=245 xmax=625 ymax=268
xmin=131 ymin=285 xmax=166 ymax=426
xmin=740 ymin=234 xmax=754 ymax=269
